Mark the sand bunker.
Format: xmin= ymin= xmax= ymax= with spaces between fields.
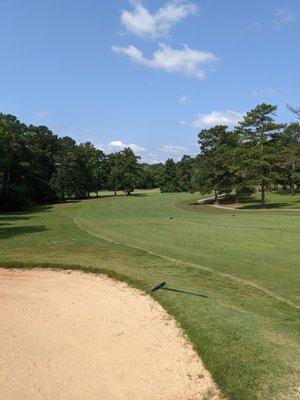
xmin=0 ymin=268 xmax=219 ymax=400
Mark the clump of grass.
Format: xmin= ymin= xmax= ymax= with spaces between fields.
xmin=203 ymin=387 xmax=217 ymax=400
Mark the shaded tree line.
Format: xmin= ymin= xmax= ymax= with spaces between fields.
xmin=0 ymin=113 xmax=141 ymax=210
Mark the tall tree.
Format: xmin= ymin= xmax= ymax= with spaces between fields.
xmin=195 ymin=125 xmax=237 ymax=203
xmin=235 ymin=104 xmax=284 ymax=208
xmin=119 ymin=147 xmax=141 ymax=195
xmin=178 ymin=155 xmax=194 ymax=192
xmin=26 ymin=125 xmax=60 ymax=203
xmin=51 ymin=137 xmax=79 ymax=199
xmin=0 ymin=114 xmax=31 ymax=210
xmin=277 ymin=123 xmax=300 ymax=195
xmin=107 ymin=152 xmax=123 ymax=195
xmin=158 ymin=158 xmax=181 ymax=193
xmin=76 ymin=142 xmax=106 ymax=198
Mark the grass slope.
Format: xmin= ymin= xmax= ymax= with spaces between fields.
xmin=0 ymin=190 xmax=299 ymax=400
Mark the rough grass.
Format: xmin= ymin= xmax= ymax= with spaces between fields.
xmin=0 ymin=190 xmax=299 ymax=400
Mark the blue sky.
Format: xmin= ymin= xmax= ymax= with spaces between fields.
xmin=0 ymin=0 xmax=299 ymax=163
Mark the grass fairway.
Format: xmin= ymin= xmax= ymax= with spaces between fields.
xmin=1 ymin=190 xmax=299 ymax=400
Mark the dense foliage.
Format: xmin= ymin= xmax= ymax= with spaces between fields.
xmin=193 ymin=103 xmax=300 ymax=207
xmin=0 ymin=113 xmax=141 ymax=210
xmin=1 ymin=103 xmax=299 ymax=210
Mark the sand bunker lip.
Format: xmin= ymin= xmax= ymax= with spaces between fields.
xmin=0 ymin=268 xmax=220 ymax=400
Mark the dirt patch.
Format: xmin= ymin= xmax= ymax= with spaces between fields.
xmin=0 ymin=268 xmax=220 ymax=400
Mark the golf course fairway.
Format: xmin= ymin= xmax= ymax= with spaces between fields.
xmin=0 ymin=190 xmax=299 ymax=400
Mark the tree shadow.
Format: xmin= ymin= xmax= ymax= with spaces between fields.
xmin=0 ymin=215 xmax=32 ymax=222
xmin=0 ymin=224 xmax=48 ymax=240
xmin=239 ymin=201 xmax=300 ymax=209
xmin=0 ymin=205 xmax=54 ymax=216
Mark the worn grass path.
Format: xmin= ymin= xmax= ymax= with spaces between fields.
xmin=0 ymin=190 xmax=299 ymax=400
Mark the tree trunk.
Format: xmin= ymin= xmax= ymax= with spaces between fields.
xmin=114 ymin=189 xmax=117 ymax=196
xmin=214 ymin=190 xmax=219 ymax=204
xmin=261 ymin=184 xmax=266 ymax=208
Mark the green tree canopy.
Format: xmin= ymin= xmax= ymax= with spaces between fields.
xmin=235 ymin=103 xmax=284 ymax=207
xmin=158 ymin=158 xmax=181 ymax=193
xmin=194 ymin=125 xmax=237 ymax=202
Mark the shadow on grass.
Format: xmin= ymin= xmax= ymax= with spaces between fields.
xmin=0 ymin=205 xmax=54 ymax=216
xmin=0 ymin=215 xmax=32 ymax=222
xmin=238 ymin=200 xmax=300 ymax=209
xmin=0 ymin=225 xmax=48 ymax=240
xmin=219 ymin=194 xmax=300 ymax=209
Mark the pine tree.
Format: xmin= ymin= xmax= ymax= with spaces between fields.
xmin=235 ymin=104 xmax=284 ymax=208
xmin=158 ymin=158 xmax=181 ymax=193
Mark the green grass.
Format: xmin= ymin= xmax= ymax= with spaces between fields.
xmin=0 ymin=190 xmax=299 ymax=400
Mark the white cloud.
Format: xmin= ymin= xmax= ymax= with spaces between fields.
xmin=142 ymin=152 xmax=165 ymax=164
xmin=178 ymin=95 xmax=190 ymax=104
xmin=159 ymin=144 xmax=188 ymax=154
xmin=121 ymin=0 xmax=197 ymax=39
xmin=273 ymin=8 xmax=298 ymax=30
xmin=193 ymin=110 xmax=243 ymax=128
xmin=179 ymin=120 xmax=188 ymax=126
xmin=112 ymin=43 xmax=217 ymax=79
xmin=99 ymin=139 xmax=147 ymax=154
xmin=98 ymin=141 xmax=191 ymax=163
xmin=34 ymin=110 xmax=54 ymax=119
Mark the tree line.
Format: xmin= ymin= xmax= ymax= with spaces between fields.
xmin=0 ymin=113 xmax=143 ymax=210
xmin=0 ymin=103 xmax=299 ymax=210
xmin=159 ymin=104 xmax=300 ymax=208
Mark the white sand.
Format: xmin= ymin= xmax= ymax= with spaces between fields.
xmin=0 ymin=268 xmax=220 ymax=400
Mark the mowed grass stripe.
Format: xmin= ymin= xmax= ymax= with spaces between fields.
xmin=73 ymin=192 xmax=300 ymax=305
xmin=73 ymin=217 xmax=299 ymax=309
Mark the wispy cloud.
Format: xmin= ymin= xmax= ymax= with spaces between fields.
xmin=193 ymin=110 xmax=243 ymax=128
xmin=112 ymin=43 xmax=217 ymax=79
xmin=179 ymin=120 xmax=188 ymax=127
xmin=158 ymin=144 xmax=189 ymax=161
xmin=142 ymin=152 xmax=165 ymax=164
xmin=34 ymin=110 xmax=54 ymax=119
xmin=121 ymin=0 xmax=198 ymax=39
xmin=159 ymin=144 xmax=188 ymax=154
xmin=273 ymin=8 xmax=298 ymax=30
xmin=99 ymin=139 xmax=146 ymax=154
xmin=178 ymin=95 xmax=190 ymax=104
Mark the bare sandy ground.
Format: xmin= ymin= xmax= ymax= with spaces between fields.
xmin=0 ymin=268 xmax=220 ymax=400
